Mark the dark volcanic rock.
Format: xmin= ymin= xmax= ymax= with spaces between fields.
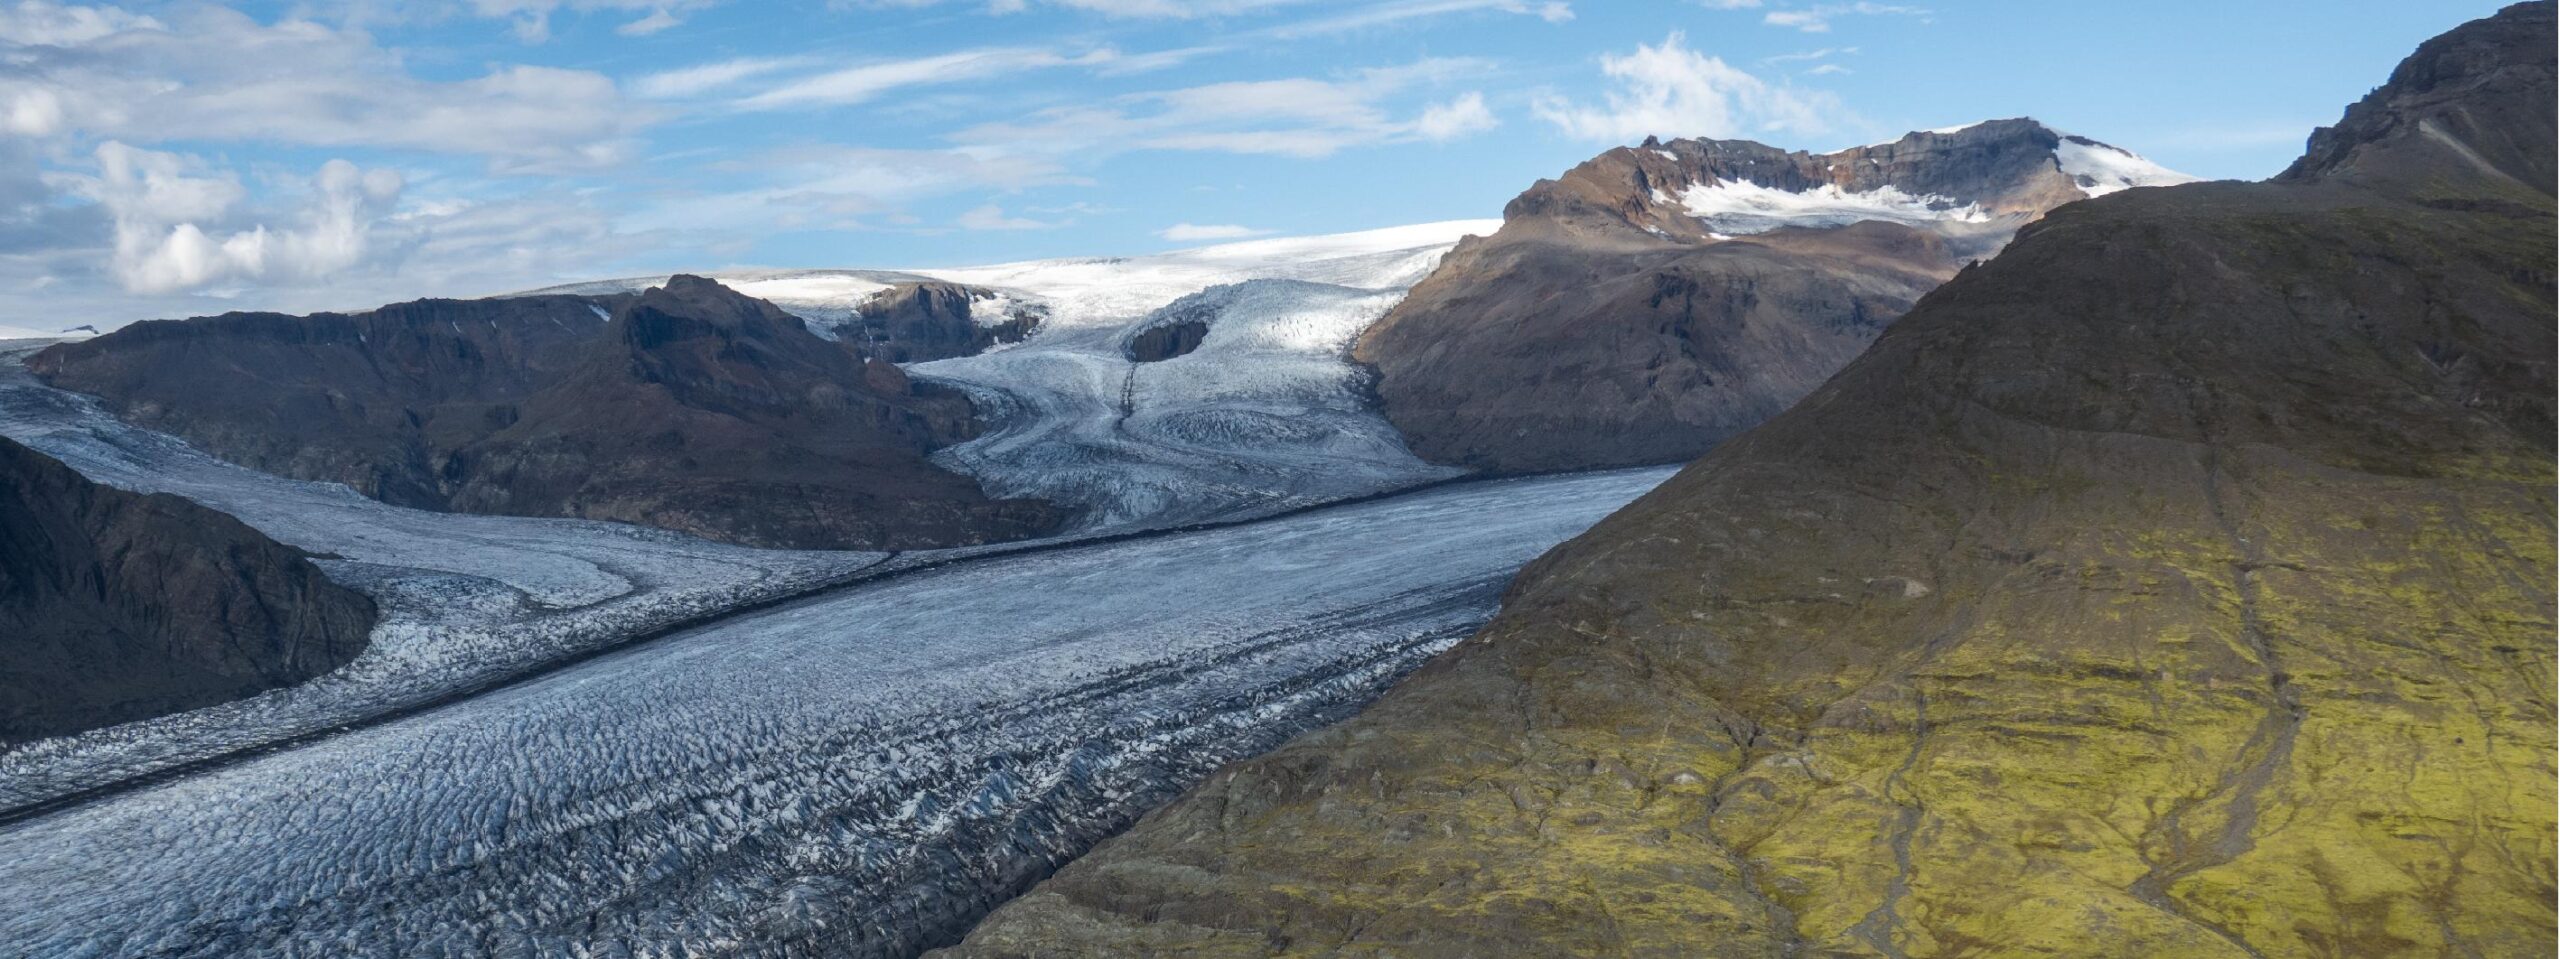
xmin=1123 ymin=320 xmax=1206 ymax=362
xmin=1122 ymin=298 xmax=1216 ymax=363
xmin=33 ymin=277 xmax=1062 ymax=550
xmin=28 ymin=294 xmax=614 ymax=510
xmin=851 ymin=281 xmax=1044 ymax=362
xmin=1 ymin=436 xmax=376 ymax=743
xmin=2284 ymin=0 xmax=2555 ymax=197
xmin=1355 ymin=119 xmax=2175 ymax=474
xmin=943 ymin=5 xmax=2556 ymax=956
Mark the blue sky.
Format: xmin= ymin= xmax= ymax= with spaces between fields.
xmin=0 ymin=0 xmax=2512 ymax=327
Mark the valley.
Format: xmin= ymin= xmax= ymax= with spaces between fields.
xmin=0 ymin=4 xmax=2547 ymax=956
xmin=0 ymin=456 xmax=1668 ymax=957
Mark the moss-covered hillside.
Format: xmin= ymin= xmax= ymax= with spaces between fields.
xmin=937 ymin=4 xmax=2557 ymax=956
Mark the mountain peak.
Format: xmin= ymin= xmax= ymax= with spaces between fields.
xmin=2281 ymin=0 xmax=2555 ymax=199
xmin=1520 ymin=120 xmax=2189 ymax=256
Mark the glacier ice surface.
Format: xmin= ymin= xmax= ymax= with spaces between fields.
xmin=0 ymin=465 xmax=1671 ymax=958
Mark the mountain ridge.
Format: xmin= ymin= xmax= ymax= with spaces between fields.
xmin=30 ymin=276 xmax=1062 ymax=550
xmin=941 ymin=5 xmax=2556 ymax=955
xmin=1352 ymin=119 xmax=2185 ymax=475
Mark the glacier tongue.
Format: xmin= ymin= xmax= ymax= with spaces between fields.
xmin=913 ymin=278 xmax=1465 ymax=532
xmin=901 ymin=222 xmax=1494 ymax=532
xmin=0 ymin=465 xmax=1671 ymax=958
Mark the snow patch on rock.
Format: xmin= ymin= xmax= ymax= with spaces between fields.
xmin=2052 ymin=135 xmax=2200 ymax=197
xmin=1678 ymin=179 xmax=1993 ymax=235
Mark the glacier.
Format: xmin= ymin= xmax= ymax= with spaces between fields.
xmin=0 ymin=465 xmax=1670 ymax=958
xmin=0 ymin=221 xmax=1661 ymax=959
xmin=523 ymin=220 xmax=1500 ymax=533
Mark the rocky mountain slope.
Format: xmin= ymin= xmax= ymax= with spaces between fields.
xmin=1355 ymin=118 xmax=2191 ymax=474
xmin=944 ymin=4 xmax=2556 ymax=956
xmin=30 ymin=277 xmax=1059 ymax=549
xmin=850 ymin=281 xmax=1045 ymax=362
xmin=1 ymin=436 xmax=375 ymax=743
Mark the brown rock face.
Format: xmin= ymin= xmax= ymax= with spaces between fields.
xmin=33 ymin=277 xmax=1062 ymax=550
xmin=0 ymin=437 xmax=376 ymax=743
xmin=1354 ymin=119 xmax=2158 ymax=475
xmin=944 ymin=5 xmax=2555 ymax=956
xmin=849 ymin=281 xmax=1044 ymax=362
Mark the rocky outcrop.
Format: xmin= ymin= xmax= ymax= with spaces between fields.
xmin=1123 ymin=320 xmax=1206 ymax=362
xmin=851 ymin=281 xmax=1044 ymax=362
xmin=1 ymin=436 xmax=376 ymax=743
xmin=33 ymin=277 xmax=1062 ymax=550
xmin=2283 ymin=1 xmax=2554 ymax=198
xmin=943 ymin=5 xmax=2556 ymax=956
xmin=1355 ymin=119 xmax=2189 ymax=474
xmin=1123 ymin=296 xmax=1219 ymax=363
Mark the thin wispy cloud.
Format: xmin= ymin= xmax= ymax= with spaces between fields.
xmin=635 ymin=56 xmax=821 ymax=98
xmin=1761 ymin=3 xmax=1929 ymax=33
xmin=1266 ymin=0 xmax=1570 ymax=37
xmin=953 ymin=58 xmax=1501 ymax=158
xmin=1157 ymin=222 xmax=1271 ymax=241
xmin=735 ymin=47 xmax=1117 ymax=110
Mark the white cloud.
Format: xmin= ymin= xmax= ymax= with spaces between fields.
xmin=635 ymin=56 xmax=815 ymax=98
xmin=76 ymin=143 xmax=402 ymax=294
xmin=1806 ymin=62 xmax=1849 ymax=75
xmin=1762 ymin=45 xmax=1856 ymax=63
xmin=1761 ymin=3 xmax=1927 ymax=33
xmin=461 ymin=0 xmax=718 ymax=43
xmin=616 ymin=8 xmax=683 ymax=34
xmin=737 ymin=47 xmax=1115 ymax=110
xmin=957 ymin=203 xmax=1058 ymax=230
xmin=0 ymin=0 xmax=160 ymax=45
xmin=1415 ymin=92 xmax=1498 ymax=141
xmin=1156 ymin=223 xmax=1270 ymax=241
xmin=621 ymin=145 xmax=1077 ymax=235
xmin=845 ymin=0 xmax=1309 ymax=16
xmin=1268 ymin=0 xmax=1570 ymax=37
xmin=1697 ymin=0 xmax=1761 ymax=9
xmin=1533 ymin=32 xmax=1846 ymax=143
xmin=2 ymin=4 xmax=647 ymax=171
xmin=953 ymin=58 xmax=1497 ymax=158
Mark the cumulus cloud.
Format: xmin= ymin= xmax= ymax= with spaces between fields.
xmin=77 ymin=143 xmax=402 ymax=294
xmin=1415 ymin=91 xmax=1497 ymax=141
xmin=1533 ymin=32 xmax=1847 ymax=143
xmin=1156 ymin=223 xmax=1271 ymax=241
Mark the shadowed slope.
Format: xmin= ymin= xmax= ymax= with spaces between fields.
xmin=32 ymin=277 xmax=1060 ymax=549
xmin=1 ymin=437 xmax=376 ymax=742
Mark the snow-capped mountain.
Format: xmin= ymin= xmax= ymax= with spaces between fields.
xmin=1353 ymin=119 xmax=2197 ymax=475
xmin=1597 ymin=118 xmax=2196 ymax=254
